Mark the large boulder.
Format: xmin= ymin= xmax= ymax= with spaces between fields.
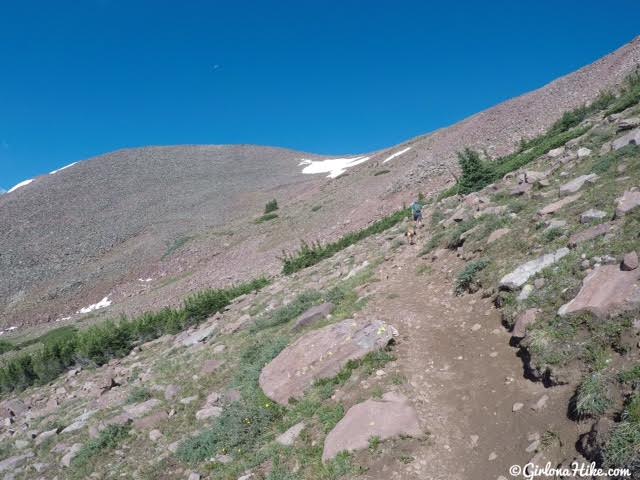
xmin=487 ymin=228 xmax=511 ymax=244
xmin=293 ymin=303 xmax=335 ymax=331
xmin=580 ymin=209 xmax=607 ymax=224
xmin=614 ymin=190 xmax=640 ymax=218
xmin=612 ymin=127 xmax=640 ymax=150
xmin=558 ymin=264 xmax=640 ymax=318
xmin=0 ymin=452 xmax=34 ymax=473
xmin=259 ymin=319 xmax=396 ymax=405
xmin=538 ymin=194 xmax=582 ymax=216
xmin=322 ymin=392 xmax=422 ymax=462
xmin=499 ymin=248 xmax=570 ymax=290
xmin=512 ymin=309 xmax=539 ymax=338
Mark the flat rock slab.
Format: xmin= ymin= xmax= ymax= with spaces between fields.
xmin=612 ymin=127 xmax=640 ymax=150
xmin=293 ymin=303 xmax=334 ymax=331
xmin=538 ymin=193 xmax=581 ymax=216
xmin=512 ymin=309 xmax=539 ymax=338
xmin=322 ymin=392 xmax=422 ymax=462
xmin=580 ymin=209 xmax=607 ymax=224
xmin=559 ymin=174 xmax=598 ymax=196
xmin=123 ymin=399 xmax=161 ymax=419
xmin=175 ymin=322 xmax=217 ymax=347
xmin=499 ymin=248 xmax=570 ymax=290
xmin=259 ymin=319 xmax=396 ymax=405
xmin=568 ymin=222 xmax=615 ymax=248
xmin=615 ymin=190 xmax=640 ymax=218
xmin=0 ymin=452 xmax=33 ymax=473
xmin=487 ymin=228 xmax=511 ymax=244
xmin=558 ymin=264 xmax=640 ymax=318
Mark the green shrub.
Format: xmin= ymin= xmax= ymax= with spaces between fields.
xmin=604 ymin=420 xmax=640 ymax=475
xmin=0 ymin=278 xmax=269 ymax=393
xmin=454 ymin=259 xmax=489 ymax=295
xmin=0 ymin=340 xmax=15 ymax=355
xmin=455 ymin=148 xmax=494 ymax=195
xmin=282 ymin=208 xmax=408 ymax=274
xmin=606 ymin=70 xmax=640 ymax=115
xmin=574 ymin=373 xmax=611 ymax=417
xmin=251 ymin=290 xmax=323 ymax=332
xmin=127 ymin=387 xmax=151 ymax=404
xmin=264 ymin=199 xmax=279 ymax=214
xmin=73 ymin=424 xmax=130 ymax=468
xmin=256 ymin=212 xmax=278 ymax=223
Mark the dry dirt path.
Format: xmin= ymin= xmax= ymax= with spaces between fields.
xmin=360 ymin=243 xmax=579 ymax=480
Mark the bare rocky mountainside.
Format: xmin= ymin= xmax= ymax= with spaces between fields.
xmin=1 ymin=37 xmax=640 ymax=480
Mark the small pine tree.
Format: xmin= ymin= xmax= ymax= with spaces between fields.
xmin=264 ymin=199 xmax=278 ymax=214
xmin=457 ymin=148 xmax=494 ymax=194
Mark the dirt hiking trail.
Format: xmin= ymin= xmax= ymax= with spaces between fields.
xmin=358 ymin=242 xmax=578 ymax=480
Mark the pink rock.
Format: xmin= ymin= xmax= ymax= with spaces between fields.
xmin=568 ymin=223 xmax=615 ymax=248
xmin=622 ymin=252 xmax=638 ymax=271
xmin=615 ymin=190 xmax=640 ymax=218
xmin=201 ymin=359 xmax=225 ymax=375
xmin=259 ymin=319 xmax=396 ymax=405
xmin=133 ymin=410 xmax=168 ymax=430
xmin=322 ymin=392 xmax=422 ymax=462
xmin=538 ymin=193 xmax=581 ymax=216
xmin=558 ymin=265 xmax=640 ymax=318
xmin=512 ymin=309 xmax=539 ymax=338
xmin=487 ymin=228 xmax=510 ymax=244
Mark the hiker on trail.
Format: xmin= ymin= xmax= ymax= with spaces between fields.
xmin=410 ymin=199 xmax=423 ymax=228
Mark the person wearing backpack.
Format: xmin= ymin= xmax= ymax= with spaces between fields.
xmin=410 ymin=198 xmax=423 ymax=228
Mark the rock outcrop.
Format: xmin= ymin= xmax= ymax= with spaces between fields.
xmin=322 ymin=392 xmax=422 ymax=462
xmin=558 ymin=263 xmax=640 ymax=318
xmin=259 ymin=319 xmax=396 ymax=405
xmin=499 ymin=248 xmax=570 ymax=290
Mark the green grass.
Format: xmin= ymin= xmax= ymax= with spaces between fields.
xmin=126 ymin=386 xmax=152 ymax=404
xmin=604 ymin=419 xmax=640 ymax=475
xmin=454 ymin=259 xmax=489 ymax=295
xmin=282 ymin=208 xmax=409 ymax=274
xmin=605 ymin=70 xmax=640 ymax=115
xmin=256 ymin=212 xmax=279 ymax=223
xmin=0 ymin=340 xmax=16 ymax=355
xmin=574 ymin=373 xmax=611 ymax=418
xmin=0 ymin=277 xmax=269 ymax=393
xmin=72 ymin=424 xmax=131 ymax=471
xmin=162 ymin=235 xmax=194 ymax=259
xmin=251 ymin=290 xmax=323 ymax=332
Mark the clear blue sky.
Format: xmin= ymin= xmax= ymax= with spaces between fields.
xmin=1 ymin=1 xmax=640 ymax=190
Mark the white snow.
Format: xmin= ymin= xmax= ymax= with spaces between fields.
xmin=299 ymin=156 xmax=371 ymax=178
xmin=138 ymin=278 xmax=153 ymax=283
xmin=7 ymin=179 xmax=34 ymax=193
xmin=78 ymin=296 xmax=112 ymax=314
xmin=50 ymin=162 xmax=77 ymax=174
xmin=382 ymin=147 xmax=411 ymax=164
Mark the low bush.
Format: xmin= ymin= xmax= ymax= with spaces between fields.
xmin=454 ymin=259 xmax=489 ymax=295
xmin=251 ymin=290 xmax=323 ymax=332
xmin=574 ymin=373 xmax=611 ymax=418
xmin=256 ymin=212 xmax=278 ymax=223
xmin=73 ymin=424 xmax=131 ymax=468
xmin=282 ymin=208 xmax=408 ymax=274
xmin=0 ymin=278 xmax=269 ymax=393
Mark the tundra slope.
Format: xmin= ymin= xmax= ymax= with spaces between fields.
xmin=1 ymin=37 xmax=640 ymax=333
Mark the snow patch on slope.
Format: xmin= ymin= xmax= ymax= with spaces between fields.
xmin=78 ymin=296 xmax=112 ymax=314
xmin=383 ymin=147 xmax=411 ymax=163
xmin=50 ymin=162 xmax=78 ymax=174
xmin=299 ymin=156 xmax=370 ymax=178
xmin=7 ymin=179 xmax=34 ymax=193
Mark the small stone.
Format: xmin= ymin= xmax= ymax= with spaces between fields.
xmin=276 ymin=422 xmax=306 ymax=447
xmin=212 ymin=344 xmax=226 ymax=354
xmin=517 ymin=284 xmax=534 ymax=301
xmin=149 ymin=429 xmax=163 ymax=442
xmin=534 ymin=278 xmax=545 ymax=289
xmin=531 ymin=394 xmax=549 ymax=411
xmin=187 ymin=473 xmax=201 ymax=480
xmin=61 ymin=443 xmax=83 ymax=467
xmin=179 ymin=396 xmax=198 ymax=405
xmin=471 ymin=324 xmax=481 ymax=332
xmin=195 ymin=406 xmax=223 ymax=421
xmin=622 ymin=252 xmax=638 ymax=271
xmin=488 ymin=452 xmax=497 ymax=461
xmin=577 ymin=147 xmax=592 ymax=158
xmin=470 ymin=435 xmax=479 ymax=447
xmin=526 ymin=440 xmax=540 ymax=453
xmin=214 ymin=454 xmax=233 ymax=464
xmin=580 ymin=209 xmax=607 ymax=224
xmin=168 ymin=441 xmax=181 ymax=453
xmin=512 ymin=403 xmax=524 ymax=412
